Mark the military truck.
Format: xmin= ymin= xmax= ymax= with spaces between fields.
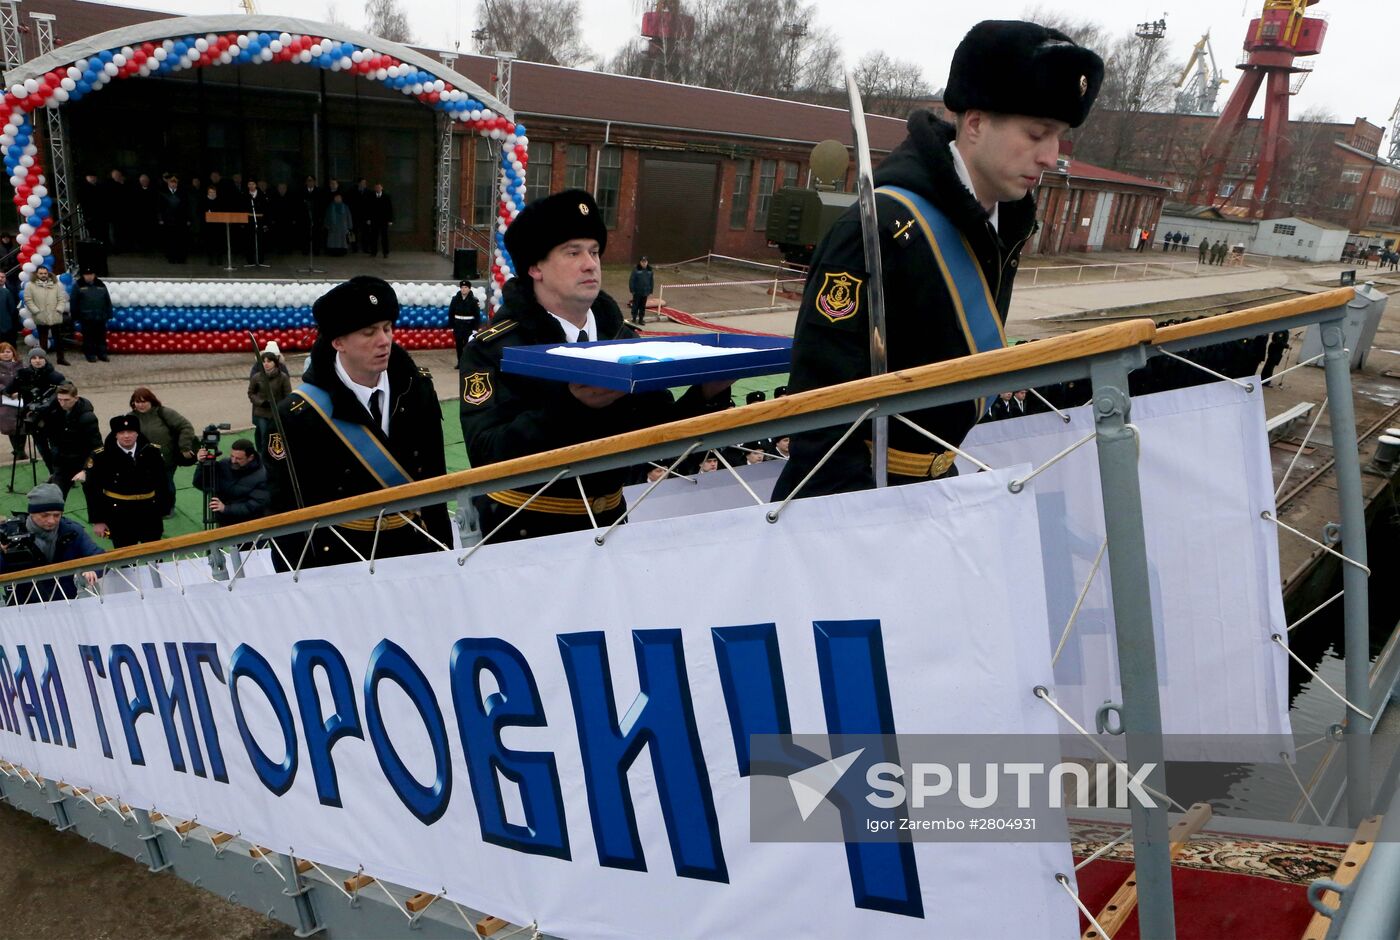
xmin=764 ymin=187 xmax=858 ymax=265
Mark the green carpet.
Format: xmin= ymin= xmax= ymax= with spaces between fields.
xmin=1 ymin=373 xmax=790 ymax=540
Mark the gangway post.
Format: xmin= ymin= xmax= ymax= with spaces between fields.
xmin=1089 ymin=348 xmax=1176 ymax=939
xmin=1320 ymin=313 xmax=1372 ymax=825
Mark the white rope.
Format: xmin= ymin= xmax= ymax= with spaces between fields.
xmin=459 ymin=468 xmax=570 ymax=565
xmin=1052 ymin=538 xmax=1108 ymax=666
xmin=107 ymin=565 xmax=144 ymax=599
xmin=1074 ymin=828 xmax=1132 ymax=871
xmin=292 ymin=524 xmax=318 ymax=579
xmin=1270 ymin=635 xmax=1373 ymax=720
xmin=1028 ymin=387 xmax=1072 ymax=423
xmin=1055 ymin=873 xmax=1113 ymax=939
xmin=367 ymin=511 xmax=386 ymax=574
xmin=496 ymin=921 xmax=540 ymax=940
xmin=450 ymin=900 xmax=480 ymax=931
xmin=1265 ymin=352 xmax=1322 ymax=384
xmin=302 ymin=858 xmax=357 ymax=901
xmin=1261 ymin=512 xmax=1371 ymax=575
xmin=153 ymin=812 xmax=191 ymax=844
xmin=766 ymin=405 xmax=877 ymax=523
xmin=892 ymin=413 xmax=995 ymax=472
xmin=576 ymin=476 xmax=600 ymax=531
xmin=1158 ymin=348 xmax=1254 ymax=392
xmin=1280 ymin=749 xmax=1325 ymax=825
xmin=1287 ymin=590 xmax=1344 ymax=634
xmin=596 ymin=442 xmax=702 ymax=546
xmin=714 ymin=447 xmax=766 ymax=506
xmin=254 ymin=849 xmax=288 ymax=882
xmin=1009 ymin=432 xmax=1096 ymax=494
xmin=374 ymin=877 xmax=412 ymax=920
xmin=1294 ymin=733 xmax=1330 ymax=753
xmin=267 ymin=536 xmax=297 ymax=573
xmin=410 ymin=890 xmax=444 ymax=921
xmin=393 ymin=511 xmax=452 ymax=553
xmin=159 ymin=555 xmax=186 ymax=595
xmin=1274 ymin=396 xmax=1327 ymax=501
xmin=1032 ymin=687 xmax=1186 ymax=813
xmin=326 ymin=524 xmax=368 ymax=564
xmin=226 ymin=538 xmax=265 ymax=589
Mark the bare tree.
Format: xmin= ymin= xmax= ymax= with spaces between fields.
xmin=605 ymin=0 xmax=839 ymax=100
xmin=365 ymin=0 xmax=413 ymax=43
xmin=475 ymin=0 xmax=593 ymax=68
xmin=1070 ymin=26 xmax=1181 ymax=170
xmin=323 ymin=2 xmax=351 ymax=28
xmin=1020 ymin=5 xmax=1110 ymax=52
xmin=853 ymin=51 xmax=930 ymax=119
xmin=1275 ymin=106 xmax=1344 ymax=219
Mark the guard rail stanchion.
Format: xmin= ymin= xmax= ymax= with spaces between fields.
xmin=1335 ymin=802 xmax=1400 ymax=939
xmin=43 ymin=777 xmax=75 ymax=832
xmin=1320 ymin=312 xmax=1372 ymax=826
xmin=276 ymin=851 xmax=324 ymax=937
xmin=133 ymin=807 xmax=172 ymax=872
xmin=1088 ymin=348 xmax=1176 ymax=940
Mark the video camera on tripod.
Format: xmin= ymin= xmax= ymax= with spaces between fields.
xmin=199 ymin=422 xmax=233 ymax=460
xmin=0 ymin=511 xmax=42 ymax=568
xmin=19 ymin=386 xmax=57 ymax=434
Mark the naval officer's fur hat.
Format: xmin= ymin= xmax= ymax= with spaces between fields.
xmin=504 ymin=189 xmax=608 ymax=273
xmin=944 ymin=20 xmax=1105 ymax=128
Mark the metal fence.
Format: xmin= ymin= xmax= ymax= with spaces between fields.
xmin=0 ymin=286 xmax=1390 ymax=940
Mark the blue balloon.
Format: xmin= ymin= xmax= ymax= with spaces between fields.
xmin=98 ymin=50 xmax=113 ymax=62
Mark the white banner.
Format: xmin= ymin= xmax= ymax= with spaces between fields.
xmin=0 ymin=470 xmax=1078 ymax=940
xmin=621 ymin=459 xmax=784 ymax=522
xmin=959 ymin=382 xmax=1292 ymax=757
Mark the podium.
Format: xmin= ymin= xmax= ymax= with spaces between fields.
xmin=206 ymin=211 xmax=249 ymax=272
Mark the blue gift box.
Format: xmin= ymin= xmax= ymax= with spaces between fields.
xmin=501 ymin=334 xmax=792 ymax=393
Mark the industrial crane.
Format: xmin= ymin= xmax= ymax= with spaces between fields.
xmin=1174 ymin=32 xmax=1228 ymax=114
xmin=1187 ymin=0 xmax=1327 ymax=218
xmin=1388 ymin=96 xmax=1400 ymax=165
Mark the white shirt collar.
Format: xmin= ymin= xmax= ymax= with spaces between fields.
xmin=549 ymin=308 xmax=597 ymax=343
xmin=118 ymin=442 xmax=137 ymax=457
xmin=334 ymin=353 xmax=391 ymax=435
xmin=949 ymin=140 xmax=999 ymax=234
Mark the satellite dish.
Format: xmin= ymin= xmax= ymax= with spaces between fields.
xmin=809 ymin=139 xmax=849 ymax=187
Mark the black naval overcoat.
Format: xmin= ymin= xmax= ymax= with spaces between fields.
xmin=773 ymin=111 xmax=1038 ymax=499
xmin=266 ymin=339 xmax=451 ymax=569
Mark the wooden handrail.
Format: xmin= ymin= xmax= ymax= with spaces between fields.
xmin=0 ymin=318 xmax=1156 ymax=585
xmin=1153 ymin=286 xmax=1352 ymax=344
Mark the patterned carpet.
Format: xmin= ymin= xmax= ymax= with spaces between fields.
xmin=1071 ymin=820 xmax=1345 ymax=885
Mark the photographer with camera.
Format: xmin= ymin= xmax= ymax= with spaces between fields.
xmin=4 ymin=347 xmax=64 ymax=467
xmin=0 ymin=482 xmax=101 ymax=604
xmin=42 ymin=382 xmax=101 ymax=495
xmin=192 ymin=431 xmax=268 ymax=528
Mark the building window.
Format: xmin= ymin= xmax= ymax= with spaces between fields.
xmin=526 ymin=143 xmax=553 ymax=203
xmin=565 ymin=144 xmax=589 ymax=190
xmin=596 ymin=145 xmax=622 ymax=229
xmin=472 ymin=137 xmax=497 ymax=227
xmin=755 ymin=159 xmax=778 ymax=227
xmin=1272 ymin=223 xmax=1296 ymax=236
xmin=1340 ymin=168 xmax=1363 ymax=183
xmin=383 ymin=131 xmax=419 ymax=231
xmin=1330 ymin=193 xmax=1356 ymax=210
xmin=782 ymin=161 xmax=799 ymax=189
xmin=1218 ymin=182 xmax=1236 ymax=198
xmin=730 ymin=160 xmax=752 ymax=229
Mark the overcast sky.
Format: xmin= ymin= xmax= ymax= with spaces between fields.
xmin=107 ymin=0 xmax=1398 ymax=147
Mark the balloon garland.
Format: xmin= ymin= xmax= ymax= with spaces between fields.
xmin=2 ymin=28 xmax=527 ymax=314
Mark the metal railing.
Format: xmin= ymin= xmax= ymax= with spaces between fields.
xmin=0 ymin=286 xmax=1391 ymax=940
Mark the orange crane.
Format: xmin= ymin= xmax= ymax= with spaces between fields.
xmin=1187 ymin=0 xmax=1327 ymax=218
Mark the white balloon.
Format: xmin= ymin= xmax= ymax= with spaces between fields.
xmin=21 ymin=261 xmax=35 ymax=272
xmin=260 ymin=48 xmax=273 ymax=62
xmin=195 ymin=38 xmax=209 ymax=52
xmin=21 ymin=316 xmax=35 ymax=330
xmin=31 ymin=185 xmax=46 ymax=198
xmin=14 ymin=166 xmax=28 ymax=179
xmin=237 ymin=34 xmax=250 ymax=49
xmin=153 ymin=47 xmax=168 ymax=61
xmin=268 ymin=39 xmax=283 ymax=53
xmin=112 ymin=54 xmax=127 ymax=68
xmin=22 ymin=78 xmax=38 ymax=94
xmin=22 ymin=333 xmax=36 ymax=348
xmin=59 ymin=77 xmax=75 ymax=91
xmin=36 ymin=244 xmax=50 ymax=257
xmin=66 ymin=67 xmax=81 ymax=81
xmin=8 ymin=84 xmax=23 ymax=98
xmin=103 ymin=62 xmax=118 ymax=77
xmin=351 ymin=50 xmax=364 ymax=63
xmin=25 ymin=195 xmax=40 ymax=208
xmin=375 ymin=68 xmax=388 ymax=81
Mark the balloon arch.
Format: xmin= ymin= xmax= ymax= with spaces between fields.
xmin=2 ymin=15 xmax=527 ymax=312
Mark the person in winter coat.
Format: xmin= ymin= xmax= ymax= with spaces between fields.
xmin=0 ymin=482 xmax=102 ymax=605
xmin=192 ymin=438 xmax=270 ymax=526
xmin=773 ymin=20 xmax=1103 ymax=500
xmin=323 ymin=192 xmax=354 ymax=256
xmin=128 ymin=386 xmax=196 ymax=514
xmin=23 ymin=266 xmax=70 ymax=365
xmin=71 ymin=266 xmax=112 ymax=362
xmin=248 ymin=351 xmax=293 ymax=456
xmin=0 ymin=342 xmax=21 ymax=455
xmin=448 ymin=280 xmax=482 ymax=366
xmin=628 ymin=256 xmax=654 ymax=325
xmin=4 ymin=347 xmax=63 ymax=462
xmin=40 ymin=381 xmax=101 ymax=494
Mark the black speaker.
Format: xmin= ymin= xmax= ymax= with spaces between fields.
xmin=77 ymin=240 xmax=108 ymax=277
xmin=453 ymin=248 xmax=479 ymax=281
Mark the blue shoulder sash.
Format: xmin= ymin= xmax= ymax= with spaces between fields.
xmin=291 ymin=383 xmax=413 ymax=488
xmin=876 ymin=185 xmax=1007 ymax=354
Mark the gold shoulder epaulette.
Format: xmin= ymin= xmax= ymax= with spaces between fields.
xmin=289 ymin=397 xmax=307 ymax=413
xmin=418 ymin=366 xmax=433 ymax=377
xmin=474 ymin=319 xmax=517 ymax=343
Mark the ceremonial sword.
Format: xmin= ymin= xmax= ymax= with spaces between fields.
xmin=844 ymin=68 xmax=889 ymax=488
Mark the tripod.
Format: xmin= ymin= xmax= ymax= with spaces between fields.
xmin=7 ymin=430 xmax=41 ymax=493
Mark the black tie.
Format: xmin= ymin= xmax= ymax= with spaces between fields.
xmin=576 ymin=328 xmax=588 ymax=343
xmin=369 ymin=390 xmax=383 ymax=431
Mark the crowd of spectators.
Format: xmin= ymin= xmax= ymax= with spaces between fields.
xmin=75 ymin=168 xmax=398 ymax=265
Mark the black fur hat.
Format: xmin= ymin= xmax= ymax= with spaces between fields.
xmin=312 ymin=275 xmax=401 ymax=339
xmin=505 ymin=189 xmax=608 ymax=273
xmin=944 ymin=20 xmax=1104 ymax=128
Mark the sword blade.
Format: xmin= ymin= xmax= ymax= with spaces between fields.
xmin=845 ymin=68 xmax=889 ymax=488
